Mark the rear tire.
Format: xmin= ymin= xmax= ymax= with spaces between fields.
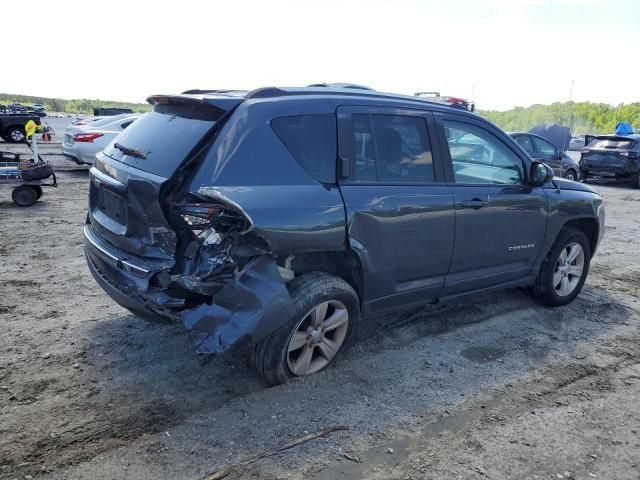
xmin=531 ymin=228 xmax=591 ymax=306
xmin=253 ymin=272 xmax=360 ymax=386
xmin=630 ymin=172 xmax=640 ymax=189
xmin=12 ymin=186 xmax=38 ymax=206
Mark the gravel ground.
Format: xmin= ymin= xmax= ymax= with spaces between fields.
xmin=0 ymin=139 xmax=638 ymax=480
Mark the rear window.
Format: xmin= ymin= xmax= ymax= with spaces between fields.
xmin=271 ymin=114 xmax=336 ymax=183
xmin=587 ymin=137 xmax=636 ymax=150
xmin=102 ymin=107 xmax=218 ymax=178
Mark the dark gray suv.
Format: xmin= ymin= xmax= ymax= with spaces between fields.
xmin=580 ymin=134 xmax=640 ymax=188
xmin=84 ymin=86 xmax=605 ymax=384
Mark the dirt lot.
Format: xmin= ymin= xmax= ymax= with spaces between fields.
xmin=1 ymin=138 xmax=639 ymax=480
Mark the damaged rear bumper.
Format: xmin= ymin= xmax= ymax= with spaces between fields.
xmin=84 ymin=224 xmax=296 ymax=354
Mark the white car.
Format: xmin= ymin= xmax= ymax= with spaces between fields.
xmin=62 ymin=115 xmax=140 ymax=165
xmin=66 ymin=113 xmax=135 ymax=134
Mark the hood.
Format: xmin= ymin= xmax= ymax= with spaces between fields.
xmin=552 ymin=178 xmax=599 ymax=194
xmin=529 ymin=124 xmax=571 ymax=151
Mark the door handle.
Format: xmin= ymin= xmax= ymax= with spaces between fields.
xmin=459 ymin=198 xmax=487 ymax=210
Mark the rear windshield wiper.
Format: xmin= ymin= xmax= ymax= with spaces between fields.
xmin=114 ymin=143 xmax=147 ymax=160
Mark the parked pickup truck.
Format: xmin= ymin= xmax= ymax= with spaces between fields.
xmin=0 ymin=110 xmax=42 ymax=143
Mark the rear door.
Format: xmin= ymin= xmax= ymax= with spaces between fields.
xmin=434 ymin=114 xmax=548 ymax=295
xmin=337 ymin=106 xmax=455 ymax=312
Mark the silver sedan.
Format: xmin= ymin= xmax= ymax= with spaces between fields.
xmin=62 ymin=115 xmax=140 ymax=165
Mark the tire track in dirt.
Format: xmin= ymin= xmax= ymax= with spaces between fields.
xmin=308 ymin=333 xmax=640 ymax=480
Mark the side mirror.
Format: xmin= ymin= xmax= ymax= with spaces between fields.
xmin=556 ymin=150 xmax=564 ymax=160
xmin=530 ymin=161 xmax=554 ymax=186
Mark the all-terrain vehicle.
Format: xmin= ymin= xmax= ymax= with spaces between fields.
xmin=85 ymin=85 xmax=605 ymax=384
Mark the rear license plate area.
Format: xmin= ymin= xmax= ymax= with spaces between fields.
xmin=98 ymin=189 xmax=127 ymax=224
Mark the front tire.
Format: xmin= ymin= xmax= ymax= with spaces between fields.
xmin=253 ymin=272 xmax=360 ymax=385
xmin=12 ymin=186 xmax=38 ymax=206
xmin=630 ymin=172 xmax=640 ymax=189
xmin=563 ymin=169 xmax=577 ymax=181
xmin=6 ymin=126 xmax=26 ymax=143
xmin=531 ymin=228 xmax=591 ymax=306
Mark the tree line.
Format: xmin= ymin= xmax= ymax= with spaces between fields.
xmin=479 ymin=101 xmax=640 ymax=135
xmin=0 ymin=93 xmax=151 ymax=114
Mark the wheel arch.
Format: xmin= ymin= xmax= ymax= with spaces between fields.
xmin=561 ymin=217 xmax=599 ymax=255
xmin=277 ymin=250 xmax=364 ymax=304
xmin=565 ymin=167 xmax=578 ymax=178
xmin=5 ymin=124 xmax=26 ymax=132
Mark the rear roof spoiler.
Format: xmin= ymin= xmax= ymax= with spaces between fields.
xmin=147 ymin=94 xmax=245 ymax=113
xmin=593 ymin=135 xmax=639 ymax=141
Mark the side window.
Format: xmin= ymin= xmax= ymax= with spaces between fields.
xmin=271 ymin=114 xmax=337 ymax=183
xmin=121 ymin=121 xmax=134 ymax=129
xmin=515 ymin=135 xmax=534 ymax=155
xmin=351 ymin=114 xmax=433 ymax=183
xmin=443 ymin=121 xmax=524 ymax=185
xmin=532 ymin=136 xmax=556 ymax=156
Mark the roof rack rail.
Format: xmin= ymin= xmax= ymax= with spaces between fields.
xmin=181 ymin=89 xmax=248 ymax=95
xmin=307 ymin=83 xmax=374 ymax=90
xmin=246 ymin=84 xmax=376 ymax=100
xmin=246 ymin=87 xmax=290 ymax=99
xmin=240 ymin=86 xmax=474 ymax=115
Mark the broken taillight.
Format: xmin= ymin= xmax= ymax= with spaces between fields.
xmin=172 ymin=203 xmax=223 ymax=227
xmin=73 ymin=132 xmax=104 ymax=143
xmin=173 ymin=203 xmax=224 ymax=246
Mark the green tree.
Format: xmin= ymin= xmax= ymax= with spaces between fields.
xmin=480 ymin=101 xmax=640 ymax=134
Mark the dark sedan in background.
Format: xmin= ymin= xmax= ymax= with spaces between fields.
xmin=510 ymin=132 xmax=580 ymax=181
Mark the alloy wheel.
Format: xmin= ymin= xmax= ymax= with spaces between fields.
xmin=10 ymin=129 xmax=25 ymax=142
xmin=553 ymin=242 xmax=584 ymax=296
xmin=286 ymin=300 xmax=349 ymax=376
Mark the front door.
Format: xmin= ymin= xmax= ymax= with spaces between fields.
xmin=532 ymin=135 xmax=563 ymax=176
xmin=513 ymin=134 xmax=535 ymax=157
xmin=434 ymin=115 xmax=549 ymax=295
xmin=337 ymin=106 xmax=455 ymax=313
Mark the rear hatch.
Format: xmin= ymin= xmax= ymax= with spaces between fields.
xmin=87 ymin=94 xmax=243 ymax=261
xmin=581 ymin=136 xmax=637 ymax=172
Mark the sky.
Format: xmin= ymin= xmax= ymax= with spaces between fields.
xmin=2 ymin=0 xmax=639 ymax=111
